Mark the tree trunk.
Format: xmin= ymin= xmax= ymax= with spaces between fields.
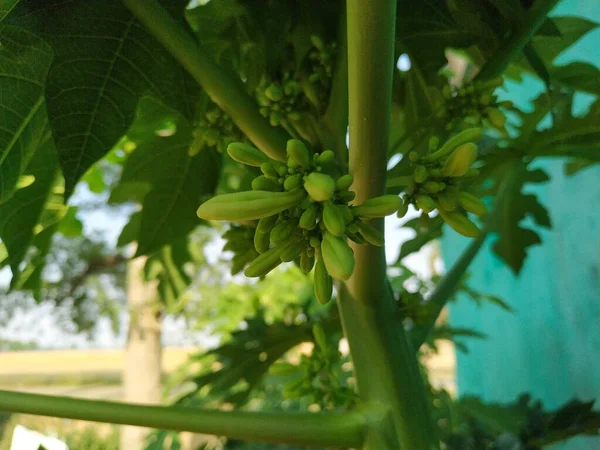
xmin=120 ymin=256 xmax=162 ymax=450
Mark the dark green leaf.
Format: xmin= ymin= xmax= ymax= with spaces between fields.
xmin=563 ymin=158 xmax=595 ymax=176
xmin=491 ymin=165 xmax=551 ymax=274
xmin=396 ymin=0 xmax=472 ymax=76
xmin=0 ymin=1 xmax=20 ymax=23
xmin=552 ymin=62 xmax=600 ymax=96
xmin=0 ymin=135 xmax=59 ymax=284
xmin=8 ymin=0 xmax=199 ymax=197
xmin=0 ymin=25 xmax=53 ymax=203
xmin=117 ymin=211 xmax=141 ymax=247
xmin=57 ymin=206 xmax=82 ymax=237
xmin=457 ymin=396 xmax=529 ymax=435
xmin=522 ymin=44 xmax=550 ymax=87
xmin=530 ymin=99 xmax=600 ymax=160
xmin=178 ymin=318 xmax=315 ymax=407
xmin=511 ymin=16 xmax=598 ymax=79
xmin=112 ymin=100 xmax=221 ymax=256
xmin=537 ymin=18 xmax=563 ymax=37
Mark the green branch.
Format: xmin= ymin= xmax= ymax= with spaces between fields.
xmin=123 ymin=0 xmax=288 ymax=161
xmin=475 ymin=0 xmax=561 ymax=81
xmin=410 ymin=227 xmax=490 ymax=350
xmin=0 ymin=389 xmax=365 ymax=448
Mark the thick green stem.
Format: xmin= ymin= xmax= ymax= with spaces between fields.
xmin=123 ymin=0 xmax=288 ymax=161
xmin=341 ymin=1 xmax=438 ymax=448
xmin=0 ymin=390 xmax=365 ymax=448
xmin=322 ymin=7 xmax=349 ymax=167
xmin=475 ymin=0 xmax=560 ymax=81
xmin=410 ymin=228 xmax=490 ymax=350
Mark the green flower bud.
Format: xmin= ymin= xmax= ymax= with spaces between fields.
xmin=227 ymin=143 xmax=271 ymax=167
xmin=335 ymin=174 xmax=354 ymax=191
xmin=321 ymin=232 xmax=355 ymax=281
xmin=252 ymin=175 xmax=281 ymax=191
xmin=197 ymin=189 xmax=305 ymax=221
xmin=284 ymin=173 xmax=303 ymax=191
xmin=299 ymin=205 xmax=318 ymax=230
xmin=265 ymin=83 xmax=284 ymax=102
xmin=304 ymin=173 xmax=336 ymax=202
xmin=415 ymin=194 xmax=436 ymax=214
xmin=314 ymin=254 xmax=333 ymax=305
xmin=316 ymin=150 xmax=335 ymax=166
xmin=286 ymin=139 xmax=311 ymax=168
xmin=261 ymin=161 xmax=279 ymax=179
xmin=244 ymin=247 xmax=283 ymax=278
xmin=357 ymin=221 xmax=384 ymax=247
xmin=486 ymin=107 xmax=506 ymax=129
xmin=442 ymin=143 xmax=477 ymax=177
xmin=414 ymin=165 xmax=428 ymax=183
xmin=423 ymin=181 xmax=443 ymax=194
xmin=458 ymin=191 xmax=488 ymax=216
xmin=438 ymin=209 xmax=481 ymax=237
xmin=396 ymin=197 xmax=409 ymax=219
xmin=352 ymin=195 xmax=402 ymax=218
xmin=322 ymin=201 xmax=346 ymax=237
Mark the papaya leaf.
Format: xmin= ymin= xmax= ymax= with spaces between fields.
xmin=111 ymin=100 xmax=221 ymax=256
xmin=395 ymin=0 xmax=472 ymax=77
xmin=0 ymin=1 xmax=21 ymax=23
xmin=7 ymin=0 xmax=199 ymax=197
xmin=176 ymin=318 xmax=315 ymax=408
xmin=551 ymin=62 xmax=600 ymax=96
xmin=509 ymin=16 xmax=598 ymax=85
xmin=530 ymin=99 xmax=600 ymax=160
xmin=522 ymin=44 xmax=551 ymax=88
xmin=457 ymin=396 xmax=530 ymax=435
xmin=491 ymin=165 xmax=551 ymax=274
xmin=0 ymin=25 xmax=52 ymax=204
xmin=0 ymin=134 xmax=59 ymax=285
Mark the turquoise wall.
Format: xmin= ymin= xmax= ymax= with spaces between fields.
xmin=443 ymin=1 xmax=600 ymax=448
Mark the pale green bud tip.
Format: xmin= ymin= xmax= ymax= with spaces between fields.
xmin=304 ymin=172 xmax=336 ymax=202
xmin=227 ymin=142 xmax=269 ymax=167
xmin=286 ymin=139 xmax=311 ymax=168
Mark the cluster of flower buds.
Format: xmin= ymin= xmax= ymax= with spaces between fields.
xmin=400 ymin=128 xmax=488 ymax=237
xmin=192 ymin=106 xmax=243 ymax=154
xmin=197 ymin=139 xmax=403 ymax=304
xmin=307 ymin=36 xmax=335 ymax=85
xmin=271 ymin=324 xmax=354 ymax=409
xmin=256 ymin=74 xmax=306 ymax=127
xmin=438 ymin=77 xmax=512 ymax=134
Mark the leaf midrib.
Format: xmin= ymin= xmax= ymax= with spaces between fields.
xmin=0 ymin=96 xmax=44 ymax=167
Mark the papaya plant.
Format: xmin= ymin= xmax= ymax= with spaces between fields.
xmin=0 ymin=0 xmax=599 ymax=449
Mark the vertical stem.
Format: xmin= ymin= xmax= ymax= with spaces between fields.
xmin=341 ymin=1 xmax=438 ymax=448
